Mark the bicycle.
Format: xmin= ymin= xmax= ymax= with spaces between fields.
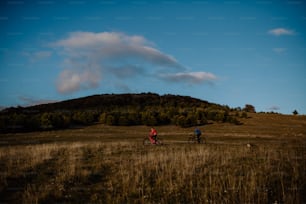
xmin=187 ymin=134 xmax=206 ymax=144
xmin=143 ymin=135 xmax=163 ymax=145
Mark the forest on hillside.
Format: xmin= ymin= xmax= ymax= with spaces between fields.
xmin=0 ymin=93 xmax=251 ymax=133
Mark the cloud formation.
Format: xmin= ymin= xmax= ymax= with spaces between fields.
xmin=160 ymin=72 xmax=217 ymax=84
xmin=52 ymin=31 xmax=187 ymax=93
xmin=268 ymin=28 xmax=295 ymax=36
xmin=52 ymin=31 xmax=216 ymax=93
xmin=57 ymin=69 xmax=100 ymax=93
xmin=53 ymin=31 xmax=182 ymax=69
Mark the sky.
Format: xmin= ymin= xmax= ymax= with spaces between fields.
xmin=0 ymin=0 xmax=305 ymax=114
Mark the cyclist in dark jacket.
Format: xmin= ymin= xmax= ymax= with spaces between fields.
xmin=194 ymin=127 xmax=202 ymax=143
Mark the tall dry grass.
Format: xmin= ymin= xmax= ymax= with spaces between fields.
xmin=110 ymin=143 xmax=305 ymax=203
xmin=0 ymin=141 xmax=305 ymax=203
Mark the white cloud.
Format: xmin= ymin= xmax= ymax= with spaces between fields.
xmin=160 ymin=72 xmax=217 ymax=84
xmin=109 ymin=64 xmax=145 ymax=78
xmin=53 ymin=32 xmax=123 ymax=48
xmin=268 ymin=28 xmax=295 ymax=36
xmin=52 ymin=31 xmax=186 ymax=93
xmin=57 ymin=69 xmax=100 ymax=93
xmin=52 ymin=31 xmax=217 ymax=93
xmin=52 ymin=32 xmax=178 ymax=67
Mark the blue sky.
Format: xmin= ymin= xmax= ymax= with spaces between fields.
xmin=0 ymin=0 xmax=305 ymax=114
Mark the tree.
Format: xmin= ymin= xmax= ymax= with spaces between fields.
xmin=243 ymin=104 xmax=256 ymax=113
xmin=40 ymin=112 xmax=53 ymax=129
xmin=51 ymin=113 xmax=70 ymax=129
xmin=118 ymin=114 xmax=130 ymax=126
xmin=293 ymin=110 xmax=298 ymax=115
xmin=105 ymin=115 xmax=115 ymax=125
xmin=99 ymin=113 xmax=107 ymax=124
xmin=176 ymin=115 xmax=187 ymax=127
xmin=72 ymin=111 xmax=96 ymax=125
xmin=25 ymin=115 xmax=41 ymax=130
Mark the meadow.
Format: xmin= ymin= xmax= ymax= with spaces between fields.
xmin=0 ymin=113 xmax=305 ymax=203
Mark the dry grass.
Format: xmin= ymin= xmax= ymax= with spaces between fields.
xmin=0 ymin=141 xmax=305 ymax=203
xmin=0 ymin=113 xmax=305 ymax=203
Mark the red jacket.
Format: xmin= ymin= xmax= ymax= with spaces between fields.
xmin=150 ymin=128 xmax=157 ymax=137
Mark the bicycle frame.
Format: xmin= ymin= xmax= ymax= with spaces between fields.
xmin=188 ymin=135 xmax=206 ymax=144
xmin=148 ymin=135 xmax=157 ymax=144
xmin=143 ymin=135 xmax=162 ymax=145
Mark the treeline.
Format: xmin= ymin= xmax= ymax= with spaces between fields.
xmin=0 ymin=93 xmax=249 ymax=132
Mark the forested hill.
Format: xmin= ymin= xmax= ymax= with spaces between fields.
xmin=0 ymin=93 xmax=246 ymax=132
xmin=6 ymin=93 xmax=211 ymax=112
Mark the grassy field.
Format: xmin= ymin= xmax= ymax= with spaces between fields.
xmin=0 ymin=113 xmax=305 ymax=203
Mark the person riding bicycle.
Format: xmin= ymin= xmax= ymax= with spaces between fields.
xmin=194 ymin=127 xmax=202 ymax=143
xmin=149 ymin=127 xmax=158 ymax=144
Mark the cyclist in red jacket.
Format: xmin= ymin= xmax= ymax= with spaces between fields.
xmin=149 ymin=127 xmax=158 ymax=144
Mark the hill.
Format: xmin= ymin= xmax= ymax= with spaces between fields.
xmin=0 ymin=93 xmax=245 ymax=132
xmin=4 ymin=93 xmax=210 ymax=112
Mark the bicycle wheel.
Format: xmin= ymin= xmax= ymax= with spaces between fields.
xmin=200 ymin=137 xmax=207 ymax=144
xmin=143 ymin=138 xmax=151 ymax=145
xmin=188 ymin=136 xmax=196 ymax=144
xmin=156 ymin=139 xmax=163 ymax=145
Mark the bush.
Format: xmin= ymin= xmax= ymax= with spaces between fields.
xmin=243 ymin=104 xmax=256 ymax=113
xmin=293 ymin=110 xmax=298 ymax=115
xmin=241 ymin=112 xmax=248 ymax=118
